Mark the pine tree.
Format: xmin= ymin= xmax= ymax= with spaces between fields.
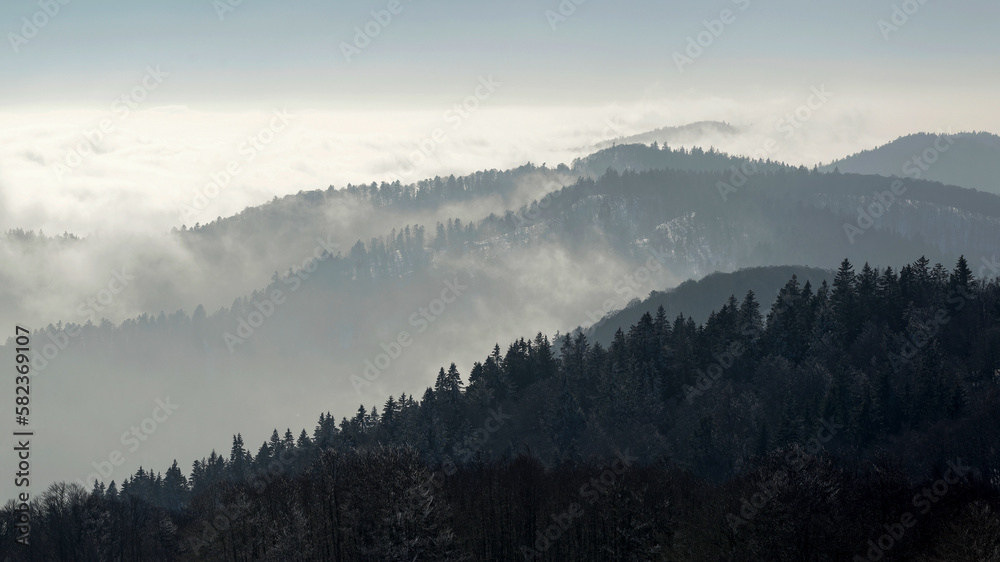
xmin=950 ymin=255 xmax=974 ymax=293
xmin=764 ymin=276 xmax=802 ymax=358
xmin=433 ymin=222 xmax=447 ymax=250
xmin=382 ymin=395 xmax=398 ymax=432
xmin=877 ymin=266 xmax=902 ymax=330
xmin=444 ymin=363 xmax=463 ymax=397
xmin=351 ymin=406 xmax=368 ymax=433
xmin=269 ymin=429 xmax=284 ymax=456
xmin=857 ymin=262 xmax=879 ymax=318
xmin=163 ymin=460 xmax=188 ymax=512
xmin=831 ymin=258 xmax=858 ymax=343
xmin=654 ymin=305 xmax=670 ymax=339
xmin=297 ymin=429 xmax=312 ymax=449
xmin=531 ymin=332 xmax=557 ymax=381
xmin=434 ymin=367 xmax=449 ymax=396
xmin=911 ymin=256 xmax=932 ymax=306
xmin=738 ymin=290 xmax=763 ymax=339
xmin=254 ymin=443 xmax=271 ymax=470
xmin=229 ymin=434 xmax=248 ymax=479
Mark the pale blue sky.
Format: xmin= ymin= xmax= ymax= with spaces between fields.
xmin=2 ymin=0 xmax=998 ymax=109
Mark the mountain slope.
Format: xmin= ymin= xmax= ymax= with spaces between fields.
xmin=6 ymin=256 xmax=999 ymax=560
xmin=823 ymin=132 xmax=1000 ymax=194
xmin=585 ymin=265 xmax=833 ymax=346
xmin=593 ymin=120 xmax=740 ymax=150
xmin=8 ymin=146 xmax=1000 ymax=502
xmin=572 ymin=142 xmax=786 ymax=178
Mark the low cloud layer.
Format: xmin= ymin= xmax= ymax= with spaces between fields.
xmin=2 ymin=90 xmax=990 ymax=238
xmin=0 ymin=90 xmax=992 ymax=333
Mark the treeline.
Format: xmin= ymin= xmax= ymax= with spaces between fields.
xmin=3 ymin=256 xmax=1000 ymax=559
xmin=172 ymin=147 xmax=1000 ymax=294
xmin=38 ymin=159 xmax=1000 ymax=371
xmin=2 ymin=229 xmax=80 ymax=245
xmin=571 ymin=142 xmax=788 ymax=178
xmin=175 ymin=162 xmax=574 ymax=235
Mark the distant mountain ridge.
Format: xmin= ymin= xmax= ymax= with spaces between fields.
xmin=822 ymin=131 xmax=1000 ymax=195
xmin=9 ymin=133 xmax=1000 ymax=503
xmin=593 ymin=120 xmax=740 ymax=150
xmin=572 ymin=142 xmax=786 ymax=178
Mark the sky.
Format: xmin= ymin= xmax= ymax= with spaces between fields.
xmin=2 ymin=0 xmax=998 ymax=108
xmin=2 ymin=0 xmax=999 ymax=236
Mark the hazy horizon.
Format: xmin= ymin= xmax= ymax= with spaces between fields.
xmin=2 ymin=0 xmax=999 ymax=238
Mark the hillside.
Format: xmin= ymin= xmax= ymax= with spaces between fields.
xmin=571 ymin=142 xmax=785 ymax=178
xmin=823 ymin=132 xmax=1000 ymax=195
xmin=7 ymin=147 xmax=1000 ymax=508
xmin=585 ymin=265 xmax=833 ymax=346
xmin=592 ymin=120 xmax=741 ymax=150
xmin=5 ymin=256 xmax=999 ymax=560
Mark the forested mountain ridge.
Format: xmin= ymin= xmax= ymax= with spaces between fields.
xmin=585 ymin=265 xmax=833 ymax=346
xmin=20 ymin=163 xmax=1000 ymax=374
xmin=822 ymin=131 xmax=1000 ymax=195
xmin=571 ymin=142 xmax=785 ymax=178
xmin=7 ymin=138 xmax=1000 ymax=540
xmin=3 ymin=255 xmax=998 ymax=560
xmin=591 ymin=120 xmax=741 ymax=151
xmin=4 ymin=137 xmax=998 ymax=337
xmin=8 ymin=158 xmax=1000 ymax=511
